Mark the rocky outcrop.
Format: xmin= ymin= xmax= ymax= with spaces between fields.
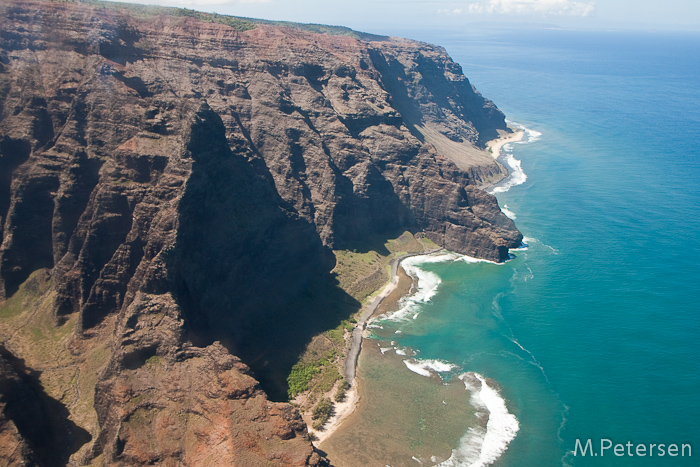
xmin=94 ymin=343 xmax=324 ymax=466
xmin=0 ymin=345 xmax=91 ymax=466
xmin=0 ymin=0 xmax=521 ymax=464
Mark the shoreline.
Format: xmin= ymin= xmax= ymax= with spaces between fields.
xmin=483 ymin=126 xmax=528 ymax=195
xmin=342 ymin=128 xmax=525 ymax=384
xmin=313 ymin=250 xmax=438 ymax=445
xmin=487 ymin=127 xmax=525 ymax=161
xmin=344 ymin=248 xmax=443 ymax=384
xmin=314 ymin=129 xmax=527 ymax=446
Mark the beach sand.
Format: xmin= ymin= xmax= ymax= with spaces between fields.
xmin=311 ymin=381 xmax=361 ymax=444
xmin=371 ymin=265 xmax=413 ymax=320
xmin=487 ymin=128 xmax=525 ymax=160
xmin=314 ymin=131 xmax=524 ymax=454
xmin=311 ymin=265 xmax=414 ymax=445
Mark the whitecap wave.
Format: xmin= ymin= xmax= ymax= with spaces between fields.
xmin=379 ymin=255 xmax=448 ymax=322
xmin=404 ymin=252 xmax=459 ymax=265
xmin=402 ymin=358 xmax=458 ymax=378
xmin=506 ymin=120 xmax=541 ymax=144
xmin=523 ymin=127 xmax=542 ymax=143
xmin=488 ymin=121 xmax=540 ymax=195
xmin=490 ymin=152 xmax=527 ymax=194
xmin=520 ymin=236 xmax=559 ymax=254
xmin=378 ymin=253 xmax=509 ymax=325
xmin=381 ymin=253 xmax=506 ymax=323
xmin=436 ymin=373 xmax=519 ymax=467
xmin=416 ymin=252 xmax=499 ymax=266
xmin=511 ymin=240 xmax=528 ymax=251
xmin=455 ymin=255 xmax=502 ymax=266
xmin=501 ymin=204 xmax=517 ymax=220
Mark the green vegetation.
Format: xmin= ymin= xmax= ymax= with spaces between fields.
xmin=332 ymin=230 xmax=432 ymax=303
xmin=284 ymin=230 xmax=441 ymax=427
xmin=334 ymin=378 xmax=350 ymax=402
xmin=0 ymin=269 xmax=52 ymax=319
xmin=313 ymin=360 xmax=341 ymax=394
xmin=246 ymin=19 xmax=387 ymax=41
xmin=64 ymin=0 xmax=257 ymax=31
xmin=287 ymin=361 xmax=321 ymax=397
xmin=0 ymin=268 xmax=116 ymax=442
xmin=145 ymin=355 xmax=161 ymax=365
xmin=287 ymin=345 xmax=342 ymax=399
xmin=311 ymin=398 xmax=333 ymax=430
xmin=418 ymin=235 xmax=440 ymax=250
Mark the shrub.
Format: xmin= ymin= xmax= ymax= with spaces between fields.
xmin=334 ymin=378 xmax=350 ymax=402
xmin=311 ymin=398 xmax=332 ymax=422
xmin=287 ymin=362 xmax=320 ymax=398
xmin=312 ymin=419 xmax=325 ymax=431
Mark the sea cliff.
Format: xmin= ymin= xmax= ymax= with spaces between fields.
xmin=0 ymin=1 xmax=521 ymax=464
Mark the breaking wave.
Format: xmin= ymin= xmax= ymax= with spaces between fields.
xmin=437 ymin=373 xmax=520 ymax=467
xmin=488 ymin=121 xmax=540 ymax=195
xmin=378 ymin=253 xmax=504 ymax=323
xmin=402 ymin=358 xmax=458 ymax=378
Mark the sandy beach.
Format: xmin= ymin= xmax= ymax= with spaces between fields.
xmin=312 ymin=130 xmax=525 ymax=448
xmin=312 ymin=257 xmax=420 ymax=445
xmin=487 ymin=128 xmax=525 ymax=160
xmin=311 ymin=380 xmax=361 ymax=444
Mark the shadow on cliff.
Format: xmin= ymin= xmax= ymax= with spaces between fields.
xmin=0 ymin=345 xmax=92 ymax=466
xmin=168 ymin=104 xmax=360 ymax=401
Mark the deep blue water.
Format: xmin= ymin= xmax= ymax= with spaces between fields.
xmin=372 ymin=28 xmax=700 ymax=466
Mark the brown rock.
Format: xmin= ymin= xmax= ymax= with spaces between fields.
xmin=0 ymin=0 xmax=522 ymax=464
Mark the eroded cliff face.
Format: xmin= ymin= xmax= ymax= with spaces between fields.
xmin=0 ymin=0 xmax=522 ymax=464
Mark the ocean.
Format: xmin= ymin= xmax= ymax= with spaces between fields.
xmin=321 ymin=27 xmax=700 ymax=466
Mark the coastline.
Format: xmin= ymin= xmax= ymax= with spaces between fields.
xmin=314 ymin=129 xmax=527 ymax=447
xmin=487 ymin=128 xmax=525 ymax=161
xmin=343 ymin=250 xmax=440 ymax=383
xmin=313 ymin=253 xmax=431 ymax=444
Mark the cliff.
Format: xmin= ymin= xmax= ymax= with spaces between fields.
xmin=0 ymin=0 xmax=522 ymax=464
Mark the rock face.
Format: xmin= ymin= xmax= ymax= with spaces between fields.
xmin=0 ymin=0 xmax=522 ymax=464
xmin=0 ymin=344 xmax=91 ymax=466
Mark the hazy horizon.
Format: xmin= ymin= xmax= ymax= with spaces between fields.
xmin=105 ymin=0 xmax=700 ymax=34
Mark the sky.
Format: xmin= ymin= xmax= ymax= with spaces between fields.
xmin=110 ymin=0 xmax=700 ymax=33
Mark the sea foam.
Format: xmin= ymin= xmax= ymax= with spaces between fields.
xmin=379 ymin=253 xmax=503 ymax=323
xmin=379 ymin=255 xmax=448 ymax=322
xmin=436 ymin=373 xmax=520 ymax=467
xmin=488 ymin=121 xmax=540 ymax=195
xmin=501 ymin=204 xmax=517 ymax=220
xmin=402 ymin=358 xmax=458 ymax=378
xmin=490 ymin=152 xmax=527 ymax=194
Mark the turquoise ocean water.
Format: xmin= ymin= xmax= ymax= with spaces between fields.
xmin=368 ymin=28 xmax=700 ymax=466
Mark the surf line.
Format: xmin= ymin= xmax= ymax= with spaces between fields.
xmin=344 ymin=247 xmax=443 ymax=383
xmin=486 ymin=121 xmax=541 ymax=195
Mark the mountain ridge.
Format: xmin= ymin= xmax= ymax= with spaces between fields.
xmin=0 ymin=0 xmax=522 ymax=464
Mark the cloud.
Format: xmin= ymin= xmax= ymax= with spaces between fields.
xmin=437 ymin=8 xmax=464 ymax=15
xmin=465 ymin=0 xmax=595 ymax=16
